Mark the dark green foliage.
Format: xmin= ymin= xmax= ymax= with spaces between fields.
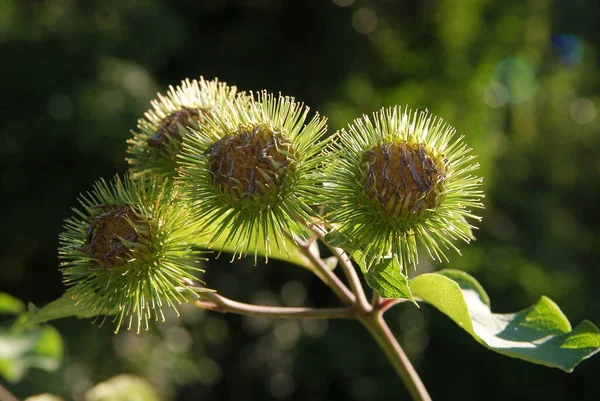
xmin=1 ymin=0 xmax=599 ymax=400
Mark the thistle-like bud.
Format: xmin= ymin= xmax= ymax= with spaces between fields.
xmin=127 ymin=77 xmax=238 ymax=178
xmin=80 ymin=205 xmax=144 ymax=270
xmin=59 ymin=175 xmax=207 ymax=332
xmin=207 ymin=123 xmax=295 ymax=203
xmin=324 ymin=106 xmax=484 ymax=271
xmin=178 ymin=91 xmax=327 ymax=260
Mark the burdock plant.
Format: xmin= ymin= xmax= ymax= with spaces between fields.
xmin=22 ymin=77 xmax=600 ymax=401
xmin=127 ymin=77 xmax=238 ymax=178
xmin=324 ymin=106 xmax=483 ymax=271
xmin=58 ymin=175 xmax=208 ymax=333
xmin=178 ymin=91 xmax=327 ymax=260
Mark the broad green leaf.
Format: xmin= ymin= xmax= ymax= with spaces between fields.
xmin=324 ymin=229 xmax=364 ymax=262
xmin=410 ymin=270 xmax=600 ymax=372
xmin=195 ymin=223 xmax=314 ymax=270
xmin=323 ymin=229 xmax=355 ymax=251
xmin=17 ymin=287 xmax=211 ymax=328
xmin=324 ymin=230 xmax=415 ymax=302
xmin=0 ymin=293 xmax=25 ymax=315
xmin=0 ymin=324 xmax=63 ymax=382
xmin=25 ymin=395 xmax=65 ymax=401
xmin=323 ymin=229 xmax=367 ymax=271
xmin=85 ymin=374 xmax=160 ymax=401
xmin=323 ymin=256 xmax=338 ymax=270
xmin=16 ymin=290 xmax=101 ymax=328
xmin=365 ymin=258 xmax=416 ymax=303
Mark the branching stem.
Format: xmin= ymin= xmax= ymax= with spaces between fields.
xmin=360 ymin=311 xmax=432 ymax=401
xmin=327 ymin=244 xmax=371 ymax=311
xmin=371 ymin=290 xmax=382 ymax=307
xmin=195 ymin=231 xmax=431 ymax=401
xmin=196 ymin=292 xmax=355 ymax=319
xmin=0 ymin=383 xmax=20 ymax=401
xmin=309 ymin=225 xmax=371 ymax=311
xmin=291 ymin=233 xmax=356 ymax=305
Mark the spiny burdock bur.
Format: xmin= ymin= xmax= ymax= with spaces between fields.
xmin=79 ymin=205 xmax=142 ymax=270
xmin=324 ymin=107 xmax=484 ymax=272
xmin=59 ymin=175 xmax=208 ymax=333
xmin=178 ymin=91 xmax=327 ymax=261
xmin=127 ymin=77 xmax=238 ymax=178
xmin=46 ymin=76 xmax=599 ymax=401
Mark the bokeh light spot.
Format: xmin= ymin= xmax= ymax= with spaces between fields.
xmin=47 ymin=93 xmax=73 ymax=120
xmin=164 ymin=326 xmax=192 ymax=353
xmin=353 ymin=8 xmax=378 ymax=35
xmin=242 ymin=315 xmax=272 ymax=335
xmin=281 ymin=280 xmax=307 ymax=306
xmin=197 ymin=357 xmax=222 ymax=386
xmin=399 ymin=307 xmax=428 ymax=331
xmin=269 ymin=372 xmax=296 ymax=398
xmin=483 ymin=81 xmax=510 ymax=108
xmin=569 ymin=98 xmax=597 ymax=124
xmin=552 ymin=34 xmax=583 ymax=67
xmin=350 ymin=377 xmax=378 ymax=400
xmin=492 ymin=58 xmax=538 ymax=104
xmin=301 ymin=319 xmax=328 ymax=338
xmin=334 ymin=0 xmax=355 ymax=7
xmin=123 ymin=67 xmax=153 ymax=99
xmin=403 ymin=328 xmax=429 ymax=354
xmin=274 ymin=320 xmax=300 ymax=348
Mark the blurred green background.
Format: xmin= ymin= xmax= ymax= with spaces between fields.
xmin=1 ymin=0 xmax=599 ymax=400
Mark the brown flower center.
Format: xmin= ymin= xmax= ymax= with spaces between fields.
xmin=361 ymin=141 xmax=447 ymax=216
xmin=147 ymin=106 xmax=208 ymax=151
xmin=207 ymin=123 xmax=294 ymax=201
xmin=81 ymin=206 xmax=144 ymax=269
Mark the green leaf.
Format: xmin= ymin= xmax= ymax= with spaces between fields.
xmin=0 ymin=293 xmax=25 ymax=315
xmin=323 ymin=256 xmax=338 ymax=270
xmin=325 ymin=230 xmax=415 ymax=302
xmin=323 ymin=229 xmax=355 ymax=251
xmin=0 ymin=324 xmax=63 ymax=382
xmin=25 ymin=395 xmax=65 ymax=401
xmin=365 ymin=258 xmax=416 ymax=303
xmin=85 ymin=374 xmax=160 ymax=401
xmin=324 ymin=229 xmax=363 ymax=259
xmin=323 ymin=229 xmax=367 ymax=270
xmin=196 ymin=224 xmax=314 ymax=270
xmin=16 ymin=290 xmax=101 ymax=328
xmin=409 ymin=270 xmax=600 ymax=372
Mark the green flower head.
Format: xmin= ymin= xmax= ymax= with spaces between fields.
xmin=324 ymin=106 xmax=484 ymax=272
xmin=127 ymin=77 xmax=238 ymax=178
xmin=59 ymin=175 xmax=208 ymax=333
xmin=178 ymin=91 xmax=327 ymax=261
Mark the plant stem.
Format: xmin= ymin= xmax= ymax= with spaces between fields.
xmin=328 ymin=244 xmax=371 ymax=311
xmin=196 ymin=292 xmax=355 ymax=319
xmin=310 ymin=226 xmax=371 ymax=311
xmin=0 ymin=383 xmax=19 ymax=401
xmin=360 ymin=312 xmax=432 ymax=401
xmin=198 ymin=231 xmax=431 ymax=401
xmin=292 ymin=233 xmax=356 ymax=305
xmin=371 ymin=291 xmax=382 ymax=307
